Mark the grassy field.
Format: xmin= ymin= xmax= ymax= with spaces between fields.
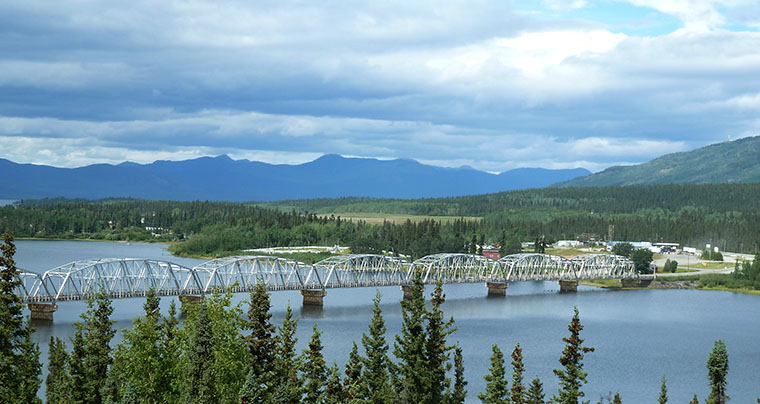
xmin=318 ymin=212 xmax=482 ymax=225
xmin=682 ymin=262 xmax=734 ymax=270
xmin=545 ymin=247 xmax=608 ymax=257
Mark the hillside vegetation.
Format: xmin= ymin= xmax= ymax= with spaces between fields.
xmin=557 ymin=136 xmax=760 ymax=187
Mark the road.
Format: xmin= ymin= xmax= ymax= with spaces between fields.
xmin=652 ymin=253 xmax=744 ymax=277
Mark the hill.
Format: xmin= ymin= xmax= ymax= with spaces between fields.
xmin=0 ymin=155 xmax=589 ymax=201
xmin=557 ymin=136 xmax=760 ymax=187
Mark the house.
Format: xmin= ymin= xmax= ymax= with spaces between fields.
xmin=482 ymin=249 xmax=500 ymax=260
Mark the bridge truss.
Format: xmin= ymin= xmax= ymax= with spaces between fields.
xmin=11 ymin=252 xmax=637 ymax=303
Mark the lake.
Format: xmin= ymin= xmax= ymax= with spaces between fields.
xmin=15 ymin=240 xmax=760 ymax=403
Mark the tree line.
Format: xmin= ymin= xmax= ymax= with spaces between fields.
xmin=4 ymin=182 xmax=760 ymax=255
xmin=1 ymin=232 xmax=754 ymax=404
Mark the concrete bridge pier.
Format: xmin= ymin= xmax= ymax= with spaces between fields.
xmin=559 ymin=280 xmax=578 ymax=293
xmin=178 ymin=295 xmax=205 ymax=313
xmin=400 ymin=285 xmax=415 ymax=300
xmin=486 ymin=282 xmax=509 ymax=297
xmin=301 ymin=289 xmax=327 ymax=307
xmin=28 ymin=303 xmax=58 ymax=321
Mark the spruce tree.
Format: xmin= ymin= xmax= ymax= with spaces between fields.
xmin=67 ymin=327 xmax=88 ymax=404
xmin=552 ymin=307 xmax=594 ymax=404
xmin=511 ymin=342 xmax=526 ymax=404
xmin=302 ymin=324 xmax=327 ymax=403
xmin=101 ymin=344 xmax=127 ymax=404
xmin=478 ymin=344 xmax=509 ymax=404
xmin=46 ymin=336 xmax=71 ymax=404
xmin=344 ymin=342 xmax=363 ymax=402
xmin=450 ymin=345 xmax=467 ymax=404
xmin=612 ymin=392 xmax=622 ymax=404
xmin=361 ymin=291 xmax=395 ymax=404
xmin=272 ymin=304 xmax=301 ymax=404
xmin=160 ymin=300 xmax=182 ymax=402
xmin=394 ymin=274 xmax=428 ymax=403
xmin=181 ymin=303 xmax=218 ymax=404
xmin=658 ymin=375 xmax=668 ymax=404
xmin=706 ymin=340 xmax=729 ymax=404
xmin=81 ymin=291 xmax=116 ymax=404
xmin=244 ymin=282 xmax=277 ymax=403
xmin=240 ymin=367 xmax=265 ymax=404
xmin=690 ymin=395 xmax=699 ymax=404
xmin=526 ymin=377 xmax=545 ymax=404
xmin=425 ymin=281 xmax=456 ymax=404
xmin=324 ymin=363 xmax=345 ymax=404
xmin=0 ymin=232 xmax=42 ymax=404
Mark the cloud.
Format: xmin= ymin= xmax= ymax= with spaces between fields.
xmin=0 ymin=111 xmax=691 ymax=173
xmin=0 ymin=0 xmax=758 ymax=174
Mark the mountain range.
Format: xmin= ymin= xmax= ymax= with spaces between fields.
xmin=0 ymin=155 xmax=590 ymax=201
xmin=558 ymin=135 xmax=760 ymax=187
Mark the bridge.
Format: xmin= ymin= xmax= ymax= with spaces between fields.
xmin=10 ymin=252 xmax=638 ymax=320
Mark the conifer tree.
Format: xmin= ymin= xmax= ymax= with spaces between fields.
xmin=450 ymin=344 xmax=467 ymax=404
xmin=244 ymin=282 xmax=277 ymax=402
xmin=324 ymin=363 xmax=345 ymax=404
xmin=612 ymin=392 xmax=622 ymax=404
xmin=272 ymin=304 xmax=301 ymax=404
xmin=302 ymin=324 xmax=327 ymax=403
xmin=344 ymin=342 xmax=363 ymax=402
xmin=552 ymin=307 xmax=594 ymax=404
xmin=0 ymin=232 xmax=42 ymax=404
xmin=394 ymin=274 xmax=428 ymax=403
xmin=82 ymin=291 xmax=116 ymax=404
xmin=526 ymin=377 xmax=545 ymax=404
xmin=161 ymin=300 xmax=182 ymax=402
xmin=240 ymin=367 xmax=265 ymax=404
xmin=101 ymin=344 xmax=127 ymax=404
xmin=689 ymin=395 xmax=699 ymax=404
xmin=361 ymin=291 xmax=395 ymax=404
xmin=478 ymin=344 xmax=509 ymax=404
xmin=425 ymin=281 xmax=456 ymax=404
xmin=511 ymin=342 xmax=526 ymax=404
xmin=67 ymin=327 xmax=88 ymax=404
xmin=181 ymin=303 xmax=218 ymax=404
xmin=658 ymin=375 xmax=668 ymax=404
xmin=46 ymin=336 xmax=70 ymax=404
xmin=706 ymin=340 xmax=729 ymax=404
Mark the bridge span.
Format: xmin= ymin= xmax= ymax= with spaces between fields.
xmin=10 ymin=252 xmax=638 ymax=320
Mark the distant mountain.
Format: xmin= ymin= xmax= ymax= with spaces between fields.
xmin=556 ymin=136 xmax=760 ymax=187
xmin=0 ymin=155 xmax=590 ymax=201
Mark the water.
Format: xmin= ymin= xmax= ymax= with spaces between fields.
xmin=16 ymin=240 xmax=760 ymax=403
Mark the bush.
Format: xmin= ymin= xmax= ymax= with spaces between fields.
xmin=700 ymin=249 xmax=724 ymax=261
xmin=663 ymin=259 xmax=678 ymax=273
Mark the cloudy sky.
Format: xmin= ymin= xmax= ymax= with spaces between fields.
xmin=1 ymin=0 xmax=759 ymax=172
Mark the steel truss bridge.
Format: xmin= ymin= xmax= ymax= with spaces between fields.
xmin=11 ymin=253 xmax=636 ymax=304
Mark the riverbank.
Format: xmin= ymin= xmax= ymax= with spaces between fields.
xmin=582 ymin=274 xmax=760 ymax=295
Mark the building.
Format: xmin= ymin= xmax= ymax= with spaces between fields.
xmin=555 ymin=240 xmax=583 ymax=248
xmin=482 ymin=249 xmax=501 ymax=260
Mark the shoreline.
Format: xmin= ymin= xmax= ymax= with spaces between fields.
xmin=16 ymin=237 xmax=177 ymax=245
xmin=581 ymin=279 xmax=760 ymax=296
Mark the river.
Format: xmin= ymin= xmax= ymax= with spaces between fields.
xmin=15 ymin=240 xmax=760 ymax=403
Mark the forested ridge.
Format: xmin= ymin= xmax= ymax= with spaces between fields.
xmin=2 ymin=183 xmax=760 ymax=257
